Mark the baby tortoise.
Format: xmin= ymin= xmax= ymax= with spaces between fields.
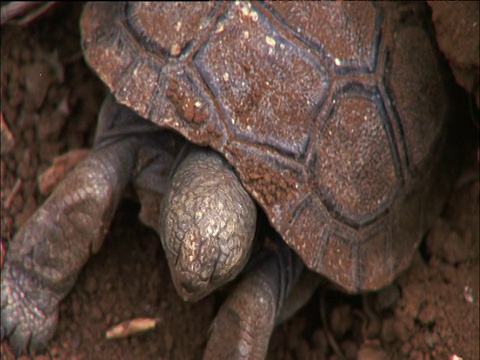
xmin=2 ymin=2 xmax=457 ymax=358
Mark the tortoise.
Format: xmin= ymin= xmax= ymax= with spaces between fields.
xmin=1 ymin=2 xmax=456 ymax=358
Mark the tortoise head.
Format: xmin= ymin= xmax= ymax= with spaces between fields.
xmin=160 ymin=148 xmax=257 ymax=301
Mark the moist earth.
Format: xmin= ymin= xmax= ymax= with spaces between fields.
xmin=1 ymin=3 xmax=479 ymax=360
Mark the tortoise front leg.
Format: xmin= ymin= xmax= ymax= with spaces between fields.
xmin=0 ymin=96 xmax=174 ymax=354
xmin=1 ymin=143 xmax=132 ymax=352
xmin=204 ymin=237 xmax=315 ymax=360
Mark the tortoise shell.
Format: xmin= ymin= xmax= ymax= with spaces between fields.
xmin=80 ymin=2 xmax=451 ymax=292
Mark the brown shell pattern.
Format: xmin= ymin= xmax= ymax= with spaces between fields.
xmin=81 ymin=2 xmax=451 ymax=291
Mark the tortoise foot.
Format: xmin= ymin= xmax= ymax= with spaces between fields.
xmin=0 ymin=96 xmax=183 ymax=354
xmin=1 ymin=261 xmax=58 ymax=355
xmin=205 ymin=237 xmax=305 ymax=359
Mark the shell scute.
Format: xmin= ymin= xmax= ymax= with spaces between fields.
xmin=81 ymin=2 xmax=452 ymax=291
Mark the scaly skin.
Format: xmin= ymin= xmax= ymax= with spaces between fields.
xmin=1 ymin=96 xmax=180 ymax=354
xmin=1 ymin=135 xmax=137 ymax=353
xmin=1 ymin=95 xmax=279 ymax=356
xmin=160 ymin=148 xmax=257 ymax=301
xmin=205 ymin=237 xmax=305 ymax=360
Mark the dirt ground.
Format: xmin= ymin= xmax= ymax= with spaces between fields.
xmin=1 ymin=3 xmax=479 ymax=360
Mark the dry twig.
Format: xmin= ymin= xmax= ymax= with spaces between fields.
xmin=105 ymin=318 xmax=160 ymax=340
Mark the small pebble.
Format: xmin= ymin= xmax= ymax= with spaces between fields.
xmin=90 ymin=305 xmax=104 ymax=321
xmin=464 ymin=285 xmax=474 ymax=303
xmin=341 ymin=339 xmax=358 ymax=359
xmin=401 ymin=341 xmax=412 ymax=356
xmin=84 ymin=275 xmax=98 ymax=294
xmin=381 ymin=317 xmax=397 ymax=343
xmin=440 ymin=263 xmax=458 ymax=283
xmin=293 ymin=338 xmax=311 ymax=360
xmin=424 ymin=330 xmax=440 ymax=349
xmin=357 ymin=342 xmax=388 ymax=360
xmin=418 ymin=304 xmax=436 ymax=326
xmin=311 ymin=329 xmax=328 ymax=354
xmin=375 ymin=283 xmax=401 ymax=311
xmin=329 ymin=303 xmax=353 ymax=338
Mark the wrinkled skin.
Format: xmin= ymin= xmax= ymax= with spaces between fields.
xmin=1 ymin=95 xmax=311 ymax=358
xmin=160 ymin=147 xmax=257 ymax=301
